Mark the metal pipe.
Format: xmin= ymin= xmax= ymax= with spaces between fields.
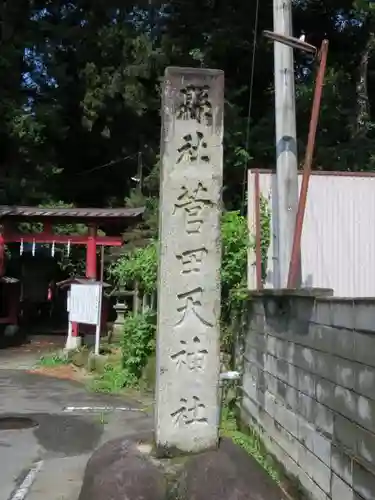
xmin=254 ymin=169 xmax=263 ymax=289
xmin=287 ymin=40 xmax=329 ymax=288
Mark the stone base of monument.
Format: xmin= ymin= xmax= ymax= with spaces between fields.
xmin=78 ymin=435 xmax=286 ymax=500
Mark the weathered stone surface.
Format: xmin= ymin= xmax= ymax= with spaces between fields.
xmin=87 ymin=352 xmax=109 ymax=373
xmin=176 ymin=437 xmax=286 ymax=500
xmin=78 ymin=438 xmax=166 ymax=500
xmin=155 ymin=67 xmax=224 ymax=454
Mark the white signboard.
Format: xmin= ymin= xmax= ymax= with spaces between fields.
xmin=69 ymin=283 xmax=102 ymax=325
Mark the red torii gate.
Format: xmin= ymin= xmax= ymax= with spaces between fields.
xmin=0 ymin=205 xmax=144 ymax=279
xmin=0 ymin=206 xmax=144 ymax=335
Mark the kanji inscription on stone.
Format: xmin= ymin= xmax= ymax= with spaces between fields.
xmin=175 ymin=287 xmax=213 ymax=327
xmin=173 ymin=183 xmax=213 ymax=234
xmin=170 ymin=336 xmax=208 ymax=371
xmin=170 ymin=396 xmax=208 ymax=426
xmin=176 ymin=84 xmax=212 ymax=125
xmin=156 ymin=67 xmax=224 ymax=454
xmin=176 ymin=247 xmax=207 ymax=274
xmin=176 ymin=132 xmax=210 ymax=164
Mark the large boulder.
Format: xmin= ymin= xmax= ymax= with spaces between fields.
xmin=176 ymin=437 xmax=286 ymax=500
xmin=79 ymin=437 xmax=166 ymax=500
xmin=79 ymin=435 xmax=286 ymax=500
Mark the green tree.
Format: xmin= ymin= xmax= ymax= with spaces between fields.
xmin=3 ymin=0 xmax=375 ymax=213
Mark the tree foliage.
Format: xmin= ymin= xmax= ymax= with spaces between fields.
xmin=110 ymin=211 xmax=251 ymax=308
xmin=110 ymin=239 xmax=158 ymax=293
xmin=2 ymin=0 xmax=375 ymax=213
xmin=121 ymin=310 xmax=156 ymax=384
xmin=221 ymin=211 xmax=249 ymax=309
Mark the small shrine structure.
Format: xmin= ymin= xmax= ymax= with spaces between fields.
xmin=0 ymin=205 xmax=144 ymax=339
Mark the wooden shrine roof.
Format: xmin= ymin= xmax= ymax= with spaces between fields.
xmin=0 ymin=205 xmax=144 ymax=222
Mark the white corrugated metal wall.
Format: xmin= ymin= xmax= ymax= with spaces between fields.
xmin=248 ymin=170 xmax=375 ymax=297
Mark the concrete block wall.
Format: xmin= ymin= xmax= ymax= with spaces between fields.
xmin=238 ymin=289 xmax=375 ymax=500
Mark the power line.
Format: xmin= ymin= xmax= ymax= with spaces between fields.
xmin=241 ymin=0 xmax=260 ymax=213
xmin=77 ymin=153 xmax=137 ymax=176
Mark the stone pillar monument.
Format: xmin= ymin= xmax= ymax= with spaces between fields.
xmin=155 ymin=67 xmax=224 ymax=454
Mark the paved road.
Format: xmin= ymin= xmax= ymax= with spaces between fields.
xmin=0 ymin=367 xmax=153 ymax=500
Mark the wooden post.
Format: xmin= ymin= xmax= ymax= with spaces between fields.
xmin=66 ymin=289 xmax=81 ymax=350
xmin=71 ymin=322 xmax=79 ymax=337
xmin=86 ymin=224 xmax=97 ymax=279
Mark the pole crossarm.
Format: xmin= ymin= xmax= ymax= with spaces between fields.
xmin=263 ymin=30 xmax=317 ymax=55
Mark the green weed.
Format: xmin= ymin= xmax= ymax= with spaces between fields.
xmin=98 ymin=411 xmax=109 ymax=424
xmin=220 ymin=406 xmax=280 ymax=484
xmin=37 ymin=352 xmax=70 ymax=367
xmin=87 ymin=362 xmax=137 ymax=394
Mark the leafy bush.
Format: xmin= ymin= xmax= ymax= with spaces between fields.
xmin=260 ymin=196 xmax=271 ymax=281
xmin=221 ymin=211 xmax=249 ymax=314
xmin=111 ymin=211 xmax=251 ymax=300
xmin=110 ymin=208 xmax=270 ymax=377
xmin=221 ymin=211 xmax=249 ymax=289
xmin=110 ymin=240 xmax=157 ymax=294
xmin=121 ymin=310 xmax=156 ymax=383
xmin=89 ymin=363 xmax=130 ymax=394
xmin=89 ymin=311 xmax=157 ymax=392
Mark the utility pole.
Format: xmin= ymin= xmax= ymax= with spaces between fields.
xmin=273 ymin=0 xmax=300 ymax=288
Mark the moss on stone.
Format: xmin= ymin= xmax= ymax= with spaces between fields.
xmin=70 ymin=349 xmax=89 ymax=368
xmin=87 ymin=353 xmax=109 ymax=373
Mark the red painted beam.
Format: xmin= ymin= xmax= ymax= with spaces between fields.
xmin=3 ymin=232 xmax=123 ymax=246
xmin=86 ymin=225 xmax=97 ymax=279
